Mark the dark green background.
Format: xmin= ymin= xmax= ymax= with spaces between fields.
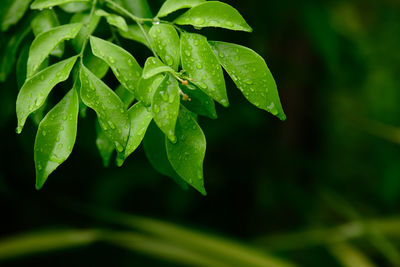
xmin=1 ymin=0 xmax=400 ymax=266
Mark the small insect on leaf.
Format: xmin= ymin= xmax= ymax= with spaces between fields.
xmin=166 ymin=106 xmax=207 ymax=195
xmin=35 ymin=88 xmax=79 ymax=190
xmin=16 ymin=56 xmax=78 ymax=133
xmin=174 ymin=1 xmax=252 ymax=32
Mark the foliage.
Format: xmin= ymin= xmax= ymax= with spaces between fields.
xmin=2 ymin=0 xmax=285 ymax=194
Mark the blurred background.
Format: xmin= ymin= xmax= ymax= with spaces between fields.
xmin=1 ymin=0 xmax=400 ymax=266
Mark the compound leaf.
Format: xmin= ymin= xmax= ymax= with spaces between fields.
xmin=27 ymin=23 xmax=82 ymax=78
xmin=143 ymin=57 xmax=175 ymax=79
xmin=95 ymin=9 xmax=128 ymax=32
xmin=209 ymin=41 xmax=286 ymax=120
xmin=149 ymin=24 xmax=180 ymax=71
xmin=1 ymin=0 xmax=31 ymax=32
xmin=118 ymin=102 xmax=153 ymax=166
xmin=16 ymin=56 xmax=78 ymax=133
xmin=174 ymin=1 xmax=252 ymax=32
xmin=90 ymin=36 xmax=142 ymax=93
xmin=143 ymin=122 xmax=188 ymax=189
xmin=31 ymin=9 xmax=64 ymax=58
xmin=31 ymin=0 xmax=90 ymax=10
xmin=166 ymin=106 xmax=206 ymax=195
xmin=157 ymin=0 xmax=206 ymax=18
xmin=136 ymin=74 xmax=164 ymax=107
xmin=34 ymin=88 xmax=79 ymax=190
xmin=80 ymin=65 xmax=130 ymax=153
xmin=152 ymin=74 xmax=180 ymax=143
xmin=180 ymin=32 xmax=229 ymax=107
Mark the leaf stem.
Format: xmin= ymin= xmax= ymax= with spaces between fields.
xmin=79 ymin=0 xmax=99 ymax=61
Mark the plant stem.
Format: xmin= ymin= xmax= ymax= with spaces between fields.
xmin=79 ymin=0 xmax=98 ymax=61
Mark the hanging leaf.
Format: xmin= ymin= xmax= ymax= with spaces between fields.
xmin=136 ymin=74 xmax=164 ymax=107
xmin=31 ymin=9 xmax=64 ymax=58
xmin=180 ymin=32 xmax=229 ymax=107
xmin=90 ymin=36 xmax=142 ymax=93
xmin=80 ymin=65 xmax=130 ymax=153
xmin=31 ymin=0 xmax=90 ymax=10
xmin=142 ymin=57 xmax=175 ymax=79
xmin=157 ymin=0 xmax=206 ymax=18
xmin=174 ymin=1 xmax=252 ymax=32
xmin=118 ymin=24 xmax=150 ymax=48
xmin=144 ymin=122 xmax=188 ymax=189
xmin=166 ymin=106 xmax=206 ymax=195
xmin=152 ymin=74 xmax=180 ymax=143
xmin=95 ymin=9 xmax=128 ymax=32
xmin=118 ymin=0 xmax=152 ymax=18
xmin=1 ymin=0 xmax=31 ymax=32
xmin=209 ymin=41 xmax=286 ymax=120
xmin=16 ymin=56 xmax=78 ymax=133
xmin=34 ymin=88 xmax=79 ymax=189
xmin=180 ymin=83 xmax=217 ymax=119
xmin=59 ymin=2 xmax=90 ymax=13
xmin=83 ymin=48 xmax=109 ymax=79
xmin=71 ymin=12 xmax=100 ymax=52
xmin=117 ymin=102 xmax=153 ymax=166
xmin=27 ymin=23 xmax=82 ymax=77
xmin=149 ymin=24 xmax=180 ymax=71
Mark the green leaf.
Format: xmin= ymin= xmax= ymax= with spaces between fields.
xmin=118 ymin=102 xmax=153 ymax=166
xmin=143 ymin=122 xmax=188 ymax=189
xmin=16 ymin=56 xmax=78 ymax=133
xmin=0 ymin=17 xmax=31 ymax=82
xmin=59 ymin=2 xmax=90 ymax=13
xmin=117 ymin=0 xmax=152 ymax=18
xmin=166 ymin=106 xmax=206 ymax=195
xmin=180 ymin=83 xmax=217 ymax=119
xmin=31 ymin=0 xmax=90 ymax=9
xmin=71 ymin=12 xmax=100 ymax=52
xmin=180 ymin=32 xmax=229 ymax=107
xmin=149 ymin=24 xmax=180 ymax=71
xmin=209 ymin=41 xmax=286 ymax=120
xmin=31 ymin=9 xmax=64 ymax=58
xmin=83 ymin=48 xmax=109 ymax=79
xmin=16 ymin=44 xmax=30 ymax=88
xmin=174 ymin=1 xmax=252 ymax=32
xmin=95 ymin=121 xmax=115 ymax=167
xmin=27 ymin=23 xmax=82 ymax=78
xmin=34 ymin=88 xmax=79 ymax=189
xmin=152 ymin=74 xmax=180 ymax=143
xmin=115 ymin=85 xmax=135 ymax=108
xmin=143 ymin=57 xmax=175 ymax=79
xmin=1 ymin=0 xmax=31 ymax=31
xmin=80 ymin=65 xmax=130 ymax=153
xmin=90 ymin=36 xmax=142 ymax=93
xmin=118 ymin=25 xmax=150 ymax=48
xmin=136 ymin=74 xmax=164 ymax=107
xmin=157 ymin=0 xmax=206 ymax=18
xmin=95 ymin=9 xmax=128 ymax=32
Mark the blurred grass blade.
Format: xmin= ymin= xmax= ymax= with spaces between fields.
xmin=0 ymin=229 xmax=99 ymax=260
xmin=329 ymin=243 xmax=376 ymax=267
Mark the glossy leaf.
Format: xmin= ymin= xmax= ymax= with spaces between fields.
xmin=34 ymin=89 xmax=79 ymax=190
xmin=1 ymin=0 xmax=31 ymax=31
xmin=143 ymin=57 xmax=175 ymax=79
xmin=166 ymin=106 xmax=206 ymax=195
xmin=118 ymin=24 xmax=150 ymax=48
xmin=149 ymin=24 xmax=180 ymax=71
xmin=31 ymin=0 xmax=90 ymax=9
xmin=180 ymin=83 xmax=217 ymax=119
xmin=118 ymin=102 xmax=153 ymax=166
xmin=80 ymin=65 xmax=130 ymax=153
xmin=59 ymin=2 xmax=90 ymax=13
xmin=209 ymin=41 xmax=286 ymax=120
xmin=16 ymin=56 xmax=78 ymax=133
xmin=152 ymin=74 xmax=180 ymax=143
xmin=136 ymin=74 xmax=164 ymax=107
xmin=27 ymin=23 xmax=82 ymax=78
xmin=95 ymin=9 xmax=128 ymax=32
xmin=90 ymin=36 xmax=142 ymax=93
xmin=31 ymin=9 xmax=64 ymax=58
xmin=143 ymin=122 xmax=188 ymax=189
xmin=180 ymin=32 xmax=229 ymax=107
xmin=157 ymin=0 xmax=206 ymax=18
xmin=95 ymin=85 xmax=135 ymax=167
xmin=71 ymin=12 xmax=100 ymax=52
xmin=83 ymin=49 xmax=109 ymax=79
xmin=174 ymin=1 xmax=252 ymax=32
xmin=118 ymin=0 xmax=152 ymax=18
